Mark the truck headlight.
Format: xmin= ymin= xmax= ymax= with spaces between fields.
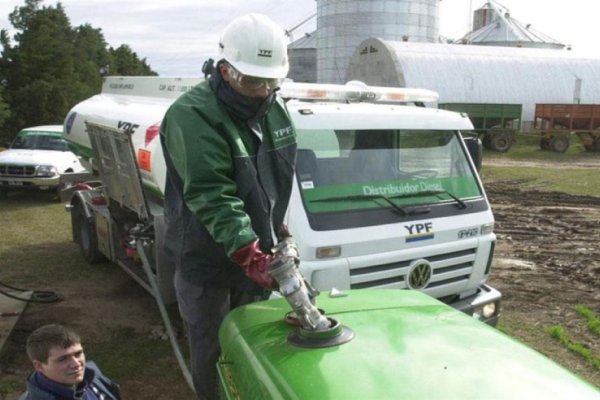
xmin=36 ymin=165 xmax=58 ymax=177
xmin=474 ymin=302 xmax=497 ymax=320
xmin=482 ymin=303 xmax=496 ymax=318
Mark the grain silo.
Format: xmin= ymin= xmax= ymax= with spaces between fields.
xmin=345 ymin=38 xmax=600 ymax=125
xmin=460 ymin=1 xmax=565 ymax=49
xmin=315 ymin=0 xmax=440 ymax=84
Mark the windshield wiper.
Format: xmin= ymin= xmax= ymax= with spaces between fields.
xmin=395 ymin=189 xmax=467 ymax=209
xmin=311 ymin=194 xmax=408 ymax=216
xmin=312 ymin=189 xmax=467 ymax=212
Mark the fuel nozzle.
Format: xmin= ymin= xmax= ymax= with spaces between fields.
xmin=269 ymin=238 xmax=330 ymax=331
xmin=269 ymin=237 xmax=355 ymax=348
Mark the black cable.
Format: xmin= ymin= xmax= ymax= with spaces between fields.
xmin=0 ymin=281 xmax=62 ymax=303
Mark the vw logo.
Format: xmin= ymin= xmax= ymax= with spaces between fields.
xmin=408 ymin=259 xmax=432 ymax=289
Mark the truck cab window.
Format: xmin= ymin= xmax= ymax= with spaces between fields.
xmin=296 ymin=129 xmax=483 ymax=229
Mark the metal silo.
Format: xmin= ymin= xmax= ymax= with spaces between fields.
xmin=316 ymin=0 xmax=440 ymax=84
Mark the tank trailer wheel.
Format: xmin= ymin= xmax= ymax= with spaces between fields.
xmin=550 ymin=135 xmax=570 ymax=153
xmin=584 ymin=138 xmax=600 ymax=152
xmin=481 ymin=134 xmax=492 ymax=150
xmin=488 ymin=131 xmax=513 ymax=153
xmin=74 ymin=202 xmax=107 ymax=264
xmin=539 ymin=137 xmax=550 ymax=150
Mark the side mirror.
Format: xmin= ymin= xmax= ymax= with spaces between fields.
xmin=463 ymin=136 xmax=482 ymax=171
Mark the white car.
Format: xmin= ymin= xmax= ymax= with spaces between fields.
xmin=0 ymin=125 xmax=87 ymax=197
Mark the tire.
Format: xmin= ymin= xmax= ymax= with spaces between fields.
xmin=550 ymin=135 xmax=570 ymax=153
xmin=488 ymin=131 xmax=513 ymax=153
xmin=54 ymin=183 xmax=65 ymax=202
xmin=73 ymin=202 xmax=107 ymax=264
xmin=481 ymin=134 xmax=492 ymax=150
xmin=585 ymin=138 xmax=600 ymax=152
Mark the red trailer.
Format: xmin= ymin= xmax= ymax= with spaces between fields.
xmin=535 ymin=104 xmax=600 ymax=152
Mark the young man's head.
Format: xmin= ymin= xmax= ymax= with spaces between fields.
xmin=26 ymin=324 xmax=86 ymax=386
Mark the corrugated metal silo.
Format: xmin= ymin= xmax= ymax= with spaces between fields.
xmin=461 ymin=1 xmax=564 ymax=50
xmin=288 ymin=32 xmax=317 ymax=83
xmin=346 ymin=38 xmax=600 ymax=124
xmin=316 ymin=0 xmax=440 ymax=84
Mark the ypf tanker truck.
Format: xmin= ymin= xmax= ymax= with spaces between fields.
xmin=62 ymin=76 xmax=501 ymax=326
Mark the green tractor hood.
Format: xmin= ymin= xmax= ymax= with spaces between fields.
xmin=218 ymin=289 xmax=599 ymax=399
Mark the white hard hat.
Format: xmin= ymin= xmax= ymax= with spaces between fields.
xmin=219 ymin=13 xmax=289 ymax=79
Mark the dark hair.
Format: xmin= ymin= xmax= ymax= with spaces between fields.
xmin=26 ymin=324 xmax=81 ymax=363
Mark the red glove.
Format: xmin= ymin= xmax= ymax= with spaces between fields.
xmin=232 ymin=240 xmax=277 ymax=289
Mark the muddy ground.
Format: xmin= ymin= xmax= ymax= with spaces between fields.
xmin=483 ymin=177 xmax=600 ymax=387
xmin=1 ymin=159 xmax=600 ymax=398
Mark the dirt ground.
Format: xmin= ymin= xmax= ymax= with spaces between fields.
xmin=1 ymin=157 xmax=600 ymax=398
xmin=482 ymin=157 xmax=600 ymax=388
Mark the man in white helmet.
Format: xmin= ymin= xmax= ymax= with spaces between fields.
xmin=160 ymin=13 xmax=296 ymax=399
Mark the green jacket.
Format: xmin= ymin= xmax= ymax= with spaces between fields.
xmin=160 ymin=81 xmax=296 ymax=289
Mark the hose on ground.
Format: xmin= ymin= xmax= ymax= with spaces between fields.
xmin=0 ymin=280 xmax=62 ymax=303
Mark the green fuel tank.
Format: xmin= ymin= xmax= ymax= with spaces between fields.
xmin=218 ymin=289 xmax=600 ymax=399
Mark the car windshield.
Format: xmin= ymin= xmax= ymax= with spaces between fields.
xmin=295 ymin=129 xmax=483 ymax=229
xmin=10 ymin=133 xmax=69 ymax=151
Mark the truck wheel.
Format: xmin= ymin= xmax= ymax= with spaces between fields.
xmin=489 ymin=132 xmax=513 ymax=152
xmin=550 ymin=135 xmax=570 ymax=153
xmin=481 ymin=134 xmax=492 ymax=150
xmin=74 ymin=202 xmax=107 ymax=264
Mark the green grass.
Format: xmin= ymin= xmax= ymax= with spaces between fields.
xmin=576 ymin=305 xmax=600 ymax=337
xmin=481 ymin=166 xmax=600 ymax=197
xmin=479 ymin=132 xmax=600 ymax=197
xmin=85 ymin=325 xmax=186 ymax=382
xmin=484 ymin=132 xmax=600 ymax=162
xmin=548 ymin=325 xmax=600 ymax=371
xmin=0 ymin=192 xmax=115 ymax=286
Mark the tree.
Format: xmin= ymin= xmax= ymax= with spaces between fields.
xmin=0 ymin=0 xmax=157 ymax=143
xmin=109 ymin=44 xmax=157 ymax=76
xmin=72 ymin=24 xmax=110 ymax=100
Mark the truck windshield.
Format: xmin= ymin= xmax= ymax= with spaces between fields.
xmin=10 ymin=133 xmax=69 ymax=151
xmin=295 ymin=129 xmax=484 ymax=229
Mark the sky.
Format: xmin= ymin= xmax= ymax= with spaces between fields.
xmin=0 ymin=0 xmax=598 ymax=76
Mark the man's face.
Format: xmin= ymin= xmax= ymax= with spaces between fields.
xmin=221 ymin=63 xmax=281 ymax=99
xmin=33 ymin=343 xmax=86 ymax=386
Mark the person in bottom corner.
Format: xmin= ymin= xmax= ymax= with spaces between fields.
xmin=19 ymin=324 xmax=121 ymax=400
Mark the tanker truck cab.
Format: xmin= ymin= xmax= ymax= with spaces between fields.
xmin=284 ymin=84 xmax=499 ymax=325
xmin=62 ymin=77 xmax=500 ymax=326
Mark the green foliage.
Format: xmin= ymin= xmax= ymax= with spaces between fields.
xmin=0 ymin=0 xmax=157 ymax=143
xmin=109 ymin=44 xmax=157 ymax=76
xmin=575 ymin=305 xmax=600 ymax=337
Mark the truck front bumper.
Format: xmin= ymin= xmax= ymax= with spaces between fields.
xmin=0 ymin=175 xmax=61 ymax=190
xmin=450 ymin=284 xmax=502 ymax=326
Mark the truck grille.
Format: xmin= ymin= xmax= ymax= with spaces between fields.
xmin=350 ymin=248 xmax=475 ymax=290
xmin=0 ymin=164 xmax=36 ymax=177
